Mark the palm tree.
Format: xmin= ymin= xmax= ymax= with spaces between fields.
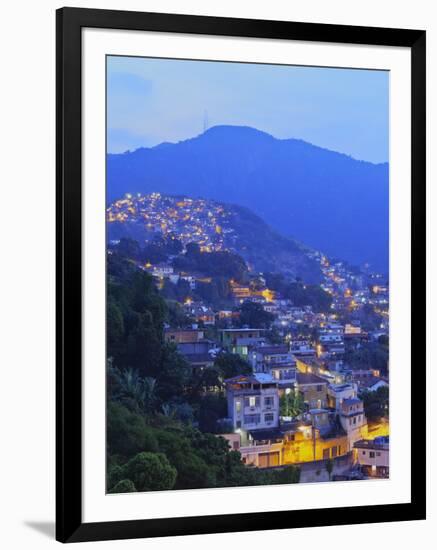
xmin=111 ymin=365 xmax=157 ymax=413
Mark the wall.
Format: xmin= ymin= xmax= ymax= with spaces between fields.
xmin=0 ymin=1 xmax=435 ymax=549
xmin=283 ymin=431 xmax=349 ymax=463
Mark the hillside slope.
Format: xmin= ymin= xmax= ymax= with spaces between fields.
xmin=107 ymin=125 xmax=389 ymax=271
xmin=107 ymin=193 xmax=322 ymax=283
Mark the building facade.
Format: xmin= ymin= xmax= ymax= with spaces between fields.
xmin=224 ymin=373 xmax=280 ymax=432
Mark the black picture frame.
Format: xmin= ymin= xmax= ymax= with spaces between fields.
xmin=56 ymin=6 xmax=426 ymax=543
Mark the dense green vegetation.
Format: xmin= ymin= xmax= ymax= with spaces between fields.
xmin=280 ymin=391 xmax=306 ymax=418
xmin=344 ymin=340 xmax=389 ymax=377
xmin=172 ymin=242 xmax=248 ymax=282
xmin=107 ymin=249 xmax=300 ymax=493
xmin=361 ymin=386 xmax=389 ymax=422
xmin=264 ymin=273 xmax=332 ymax=313
xmin=107 ymin=401 xmax=300 ymax=492
xmin=237 ymin=301 xmax=275 ymax=329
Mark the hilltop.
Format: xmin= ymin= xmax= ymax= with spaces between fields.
xmin=107 ymin=125 xmax=389 ymax=272
xmin=107 ymin=192 xmax=322 ymax=283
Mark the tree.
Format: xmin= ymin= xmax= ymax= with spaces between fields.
xmin=107 ymin=402 xmax=159 ymax=458
xmin=344 ymin=341 xmax=388 ymax=376
xmin=173 ymin=244 xmax=248 ymax=281
xmin=325 ymin=458 xmax=334 ymax=481
xmin=165 ymin=300 xmax=194 ymax=328
xmin=157 ymin=343 xmax=191 ymax=403
xmin=122 ymin=452 xmax=177 ymax=492
xmin=107 ymin=299 xmax=124 ymax=352
xmin=283 ymin=282 xmax=332 ymax=313
xmin=196 ymin=394 xmax=228 ymax=433
xmin=117 ymin=237 xmax=142 ymax=260
xmin=109 ymin=479 xmax=137 ymax=493
xmin=238 ymin=301 xmax=274 ymax=329
xmin=109 ymin=365 xmax=157 ymax=414
xmin=214 ymin=353 xmax=252 ymax=380
xmin=154 ymin=429 xmax=214 ymax=489
xmin=361 ymin=386 xmax=389 ymax=421
xmin=280 ymin=391 xmax=305 ymax=418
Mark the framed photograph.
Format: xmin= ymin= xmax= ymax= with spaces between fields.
xmin=56 ymin=7 xmax=426 ymax=543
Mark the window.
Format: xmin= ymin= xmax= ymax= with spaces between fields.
xmin=236 ymin=400 xmax=241 ymax=413
xmin=353 ymin=417 xmax=357 ymax=425
xmin=244 ymin=414 xmax=260 ymax=425
xmin=362 ymin=451 xmax=366 ymax=455
xmin=323 ymin=448 xmax=330 ymax=459
xmin=316 ymin=385 xmax=323 ymax=391
xmin=369 ymin=451 xmax=375 ymax=458
xmin=249 ymin=396 xmax=256 ymax=407
xmin=264 ymin=396 xmax=274 ymax=408
xmin=376 ymin=452 xmax=381 ymax=456
xmin=331 ymin=446 xmax=338 ymax=458
xmin=264 ymin=413 xmax=274 ymax=423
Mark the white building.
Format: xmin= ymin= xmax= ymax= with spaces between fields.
xmin=224 ymin=373 xmax=280 ymax=432
xmin=249 ymin=345 xmax=296 ymax=386
xmin=354 ymin=436 xmax=389 ymax=478
xmin=327 ymin=382 xmax=358 ymax=410
xmin=339 ymin=397 xmax=368 ymax=449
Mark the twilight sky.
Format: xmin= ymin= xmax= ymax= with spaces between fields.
xmin=107 ymin=55 xmax=389 ymax=163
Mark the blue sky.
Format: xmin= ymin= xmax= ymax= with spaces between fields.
xmin=107 ymin=56 xmax=389 ymax=163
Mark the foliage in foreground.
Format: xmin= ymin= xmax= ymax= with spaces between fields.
xmin=107 ymin=401 xmax=300 ymax=493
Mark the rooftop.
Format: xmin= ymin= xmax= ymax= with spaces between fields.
xmin=224 ymin=373 xmax=276 ymax=385
xmin=343 ymin=398 xmax=362 ymax=406
xmin=354 ymin=438 xmax=389 ymax=450
xmin=247 ymin=428 xmax=283 ymax=442
xmin=329 ymin=383 xmax=355 ymax=392
xmin=296 ymin=372 xmax=328 ymax=386
xmin=357 ymin=376 xmax=389 ymax=389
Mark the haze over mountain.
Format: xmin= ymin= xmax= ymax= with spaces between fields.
xmin=107 ymin=125 xmax=389 ymax=272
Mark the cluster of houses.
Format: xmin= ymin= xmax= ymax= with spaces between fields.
xmin=108 ymin=192 xmax=233 ymax=253
xmin=109 ymin=194 xmax=390 ymax=482
xmin=164 ymin=325 xmax=389 ymax=480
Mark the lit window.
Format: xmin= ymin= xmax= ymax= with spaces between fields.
xmin=249 ymin=396 xmax=256 ymax=407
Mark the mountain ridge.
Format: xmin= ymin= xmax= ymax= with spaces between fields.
xmin=107 ymin=125 xmax=389 ymax=271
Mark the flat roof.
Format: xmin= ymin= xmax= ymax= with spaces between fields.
xmin=248 ymin=428 xmax=282 ymax=441
xmin=296 ymin=372 xmax=328 ymax=385
xmin=255 ymin=345 xmax=290 ymax=355
xmin=224 ymin=373 xmax=276 ymax=385
xmin=343 ymin=398 xmax=362 ymax=405
xmin=354 ymin=438 xmax=389 ymax=450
